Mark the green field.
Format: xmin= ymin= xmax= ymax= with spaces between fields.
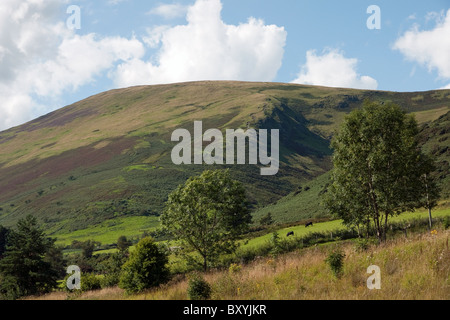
xmin=73 ymin=206 xmax=449 ymax=260
xmin=50 ymin=215 xmax=160 ymax=246
xmin=241 ymin=207 xmax=450 ymax=251
xmin=30 ymin=207 xmax=450 ymax=301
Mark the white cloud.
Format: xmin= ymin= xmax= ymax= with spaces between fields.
xmin=148 ymin=3 xmax=188 ymax=20
xmin=0 ymin=0 xmax=144 ymax=131
xmin=114 ymin=0 xmax=287 ymax=87
xmin=0 ymin=0 xmax=287 ymax=131
xmin=393 ymin=9 xmax=450 ymax=83
xmin=291 ymin=49 xmax=378 ymax=90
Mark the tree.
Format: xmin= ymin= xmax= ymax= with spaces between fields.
xmin=119 ymin=237 xmax=169 ymax=294
xmin=325 ymin=100 xmax=440 ymax=242
xmin=80 ymin=240 xmax=98 ymax=259
xmin=259 ymin=212 xmax=274 ymax=226
xmin=44 ymin=242 xmax=66 ymax=279
xmin=161 ymin=169 xmax=251 ymax=271
xmin=117 ymin=235 xmax=132 ymax=252
xmin=99 ymin=250 xmax=128 ymax=288
xmin=0 ymin=225 xmax=10 ymax=259
xmin=0 ymin=215 xmax=60 ymax=299
xmin=416 ymin=154 xmax=441 ymax=229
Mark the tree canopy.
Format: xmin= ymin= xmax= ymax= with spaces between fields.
xmin=0 ymin=215 xmax=60 ymax=299
xmin=119 ymin=237 xmax=169 ymax=294
xmin=161 ymin=169 xmax=251 ymax=271
xmin=325 ymin=100 xmax=440 ymax=241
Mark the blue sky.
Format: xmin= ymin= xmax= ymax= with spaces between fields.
xmin=0 ymin=0 xmax=449 ymax=130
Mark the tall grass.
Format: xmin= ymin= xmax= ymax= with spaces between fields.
xmin=27 ymin=226 xmax=449 ymax=300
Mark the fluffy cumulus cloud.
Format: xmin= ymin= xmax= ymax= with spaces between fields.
xmin=291 ymin=49 xmax=378 ymax=90
xmin=0 ymin=0 xmax=144 ymax=130
xmin=114 ymin=0 xmax=287 ymax=87
xmin=393 ymin=9 xmax=450 ymax=89
xmin=0 ymin=0 xmax=286 ymax=131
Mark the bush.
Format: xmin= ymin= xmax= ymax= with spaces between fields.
xmin=228 ymin=263 xmax=242 ymax=274
xmin=119 ymin=237 xmax=170 ymax=294
xmin=443 ymin=216 xmax=450 ymax=229
xmin=62 ymin=271 xmax=101 ymax=293
xmin=101 ymin=273 xmax=119 ymax=289
xmin=259 ymin=212 xmax=274 ymax=226
xmin=326 ymin=248 xmax=345 ymax=278
xmin=187 ymin=274 xmax=212 ymax=300
xmin=81 ymin=273 xmax=102 ymax=292
xmin=353 ymin=238 xmax=370 ymax=252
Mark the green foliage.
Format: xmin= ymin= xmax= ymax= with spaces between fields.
xmin=352 ymin=238 xmax=375 ymax=252
xmin=97 ymin=250 xmax=129 ymax=288
xmin=161 ymin=169 xmax=251 ymax=271
xmin=71 ymin=240 xmax=100 ymax=259
xmin=269 ymin=231 xmax=282 ymax=257
xmin=259 ymin=212 xmax=274 ymax=226
xmin=119 ymin=237 xmax=170 ymax=294
xmin=325 ymin=100 xmax=441 ymax=242
xmin=187 ymin=273 xmax=212 ymax=300
xmin=0 ymin=225 xmax=10 ymax=258
xmin=326 ymin=248 xmax=345 ymax=278
xmin=117 ymin=235 xmax=132 ymax=252
xmin=0 ymin=215 xmax=60 ymax=300
xmin=81 ymin=273 xmax=102 ymax=292
xmin=444 ymin=216 xmax=450 ymax=229
xmin=228 ymin=263 xmax=242 ymax=274
xmin=252 ymin=171 xmax=332 ymax=226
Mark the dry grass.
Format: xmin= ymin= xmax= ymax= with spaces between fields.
xmin=28 ymin=228 xmax=449 ymax=301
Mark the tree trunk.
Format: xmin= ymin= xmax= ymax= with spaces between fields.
xmin=428 ymin=207 xmax=433 ymax=230
xmin=425 ymin=174 xmax=433 ymax=230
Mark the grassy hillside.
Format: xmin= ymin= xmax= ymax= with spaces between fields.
xmin=251 ymin=108 xmax=450 ymax=226
xmin=0 ymin=81 xmax=449 ymax=242
xmin=417 ymin=110 xmax=450 ymax=199
xmin=251 ymin=171 xmax=332 ymax=225
xmin=28 ymin=224 xmax=450 ymax=300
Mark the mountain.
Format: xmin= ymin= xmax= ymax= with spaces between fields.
xmin=0 ymin=81 xmax=448 ymax=240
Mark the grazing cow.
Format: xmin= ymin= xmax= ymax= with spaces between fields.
xmin=286 ymin=231 xmax=294 ymax=237
xmin=305 ymin=222 xmax=313 ymax=228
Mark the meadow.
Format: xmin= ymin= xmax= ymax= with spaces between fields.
xmin=245 ymin=206 xmax=450 ymax=251
xmin=28 ymin=218 xmax=449 ymax=300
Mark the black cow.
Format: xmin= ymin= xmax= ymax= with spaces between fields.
xmin=305 ymin=222 xmax=313 ymax=228
xmin=286 ymin=231 xmax=294 ymax=237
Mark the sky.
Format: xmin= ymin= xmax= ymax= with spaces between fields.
xmin=0 ymin=0 xmax=449 ymax=131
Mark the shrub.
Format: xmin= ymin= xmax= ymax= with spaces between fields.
xmin=353 ymin=238 xmax=370 ymax=252
xmin=81 ymin=273 xmax=102 ymax=292
xmin=187 ymin=273 xmax=211 ymax=300
xmin=270 ymin=232 xmax=282 ymax=257
xmin=443 ymin=216 xmax=450 ymax=229
xmin=228 ymin=263 xmax=242 ymax=274
xmin=99 ymin=251 xmax=128 ymax=288
xmin=119 ymin=237 xmax=170 ymax=294
xmin=259 ymin=212 xmax=274 ymax=226
xmin=101 ymin=273 xmax=119 ymax=289
xmin=326 ymin=248 xmax=345 ymax=278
